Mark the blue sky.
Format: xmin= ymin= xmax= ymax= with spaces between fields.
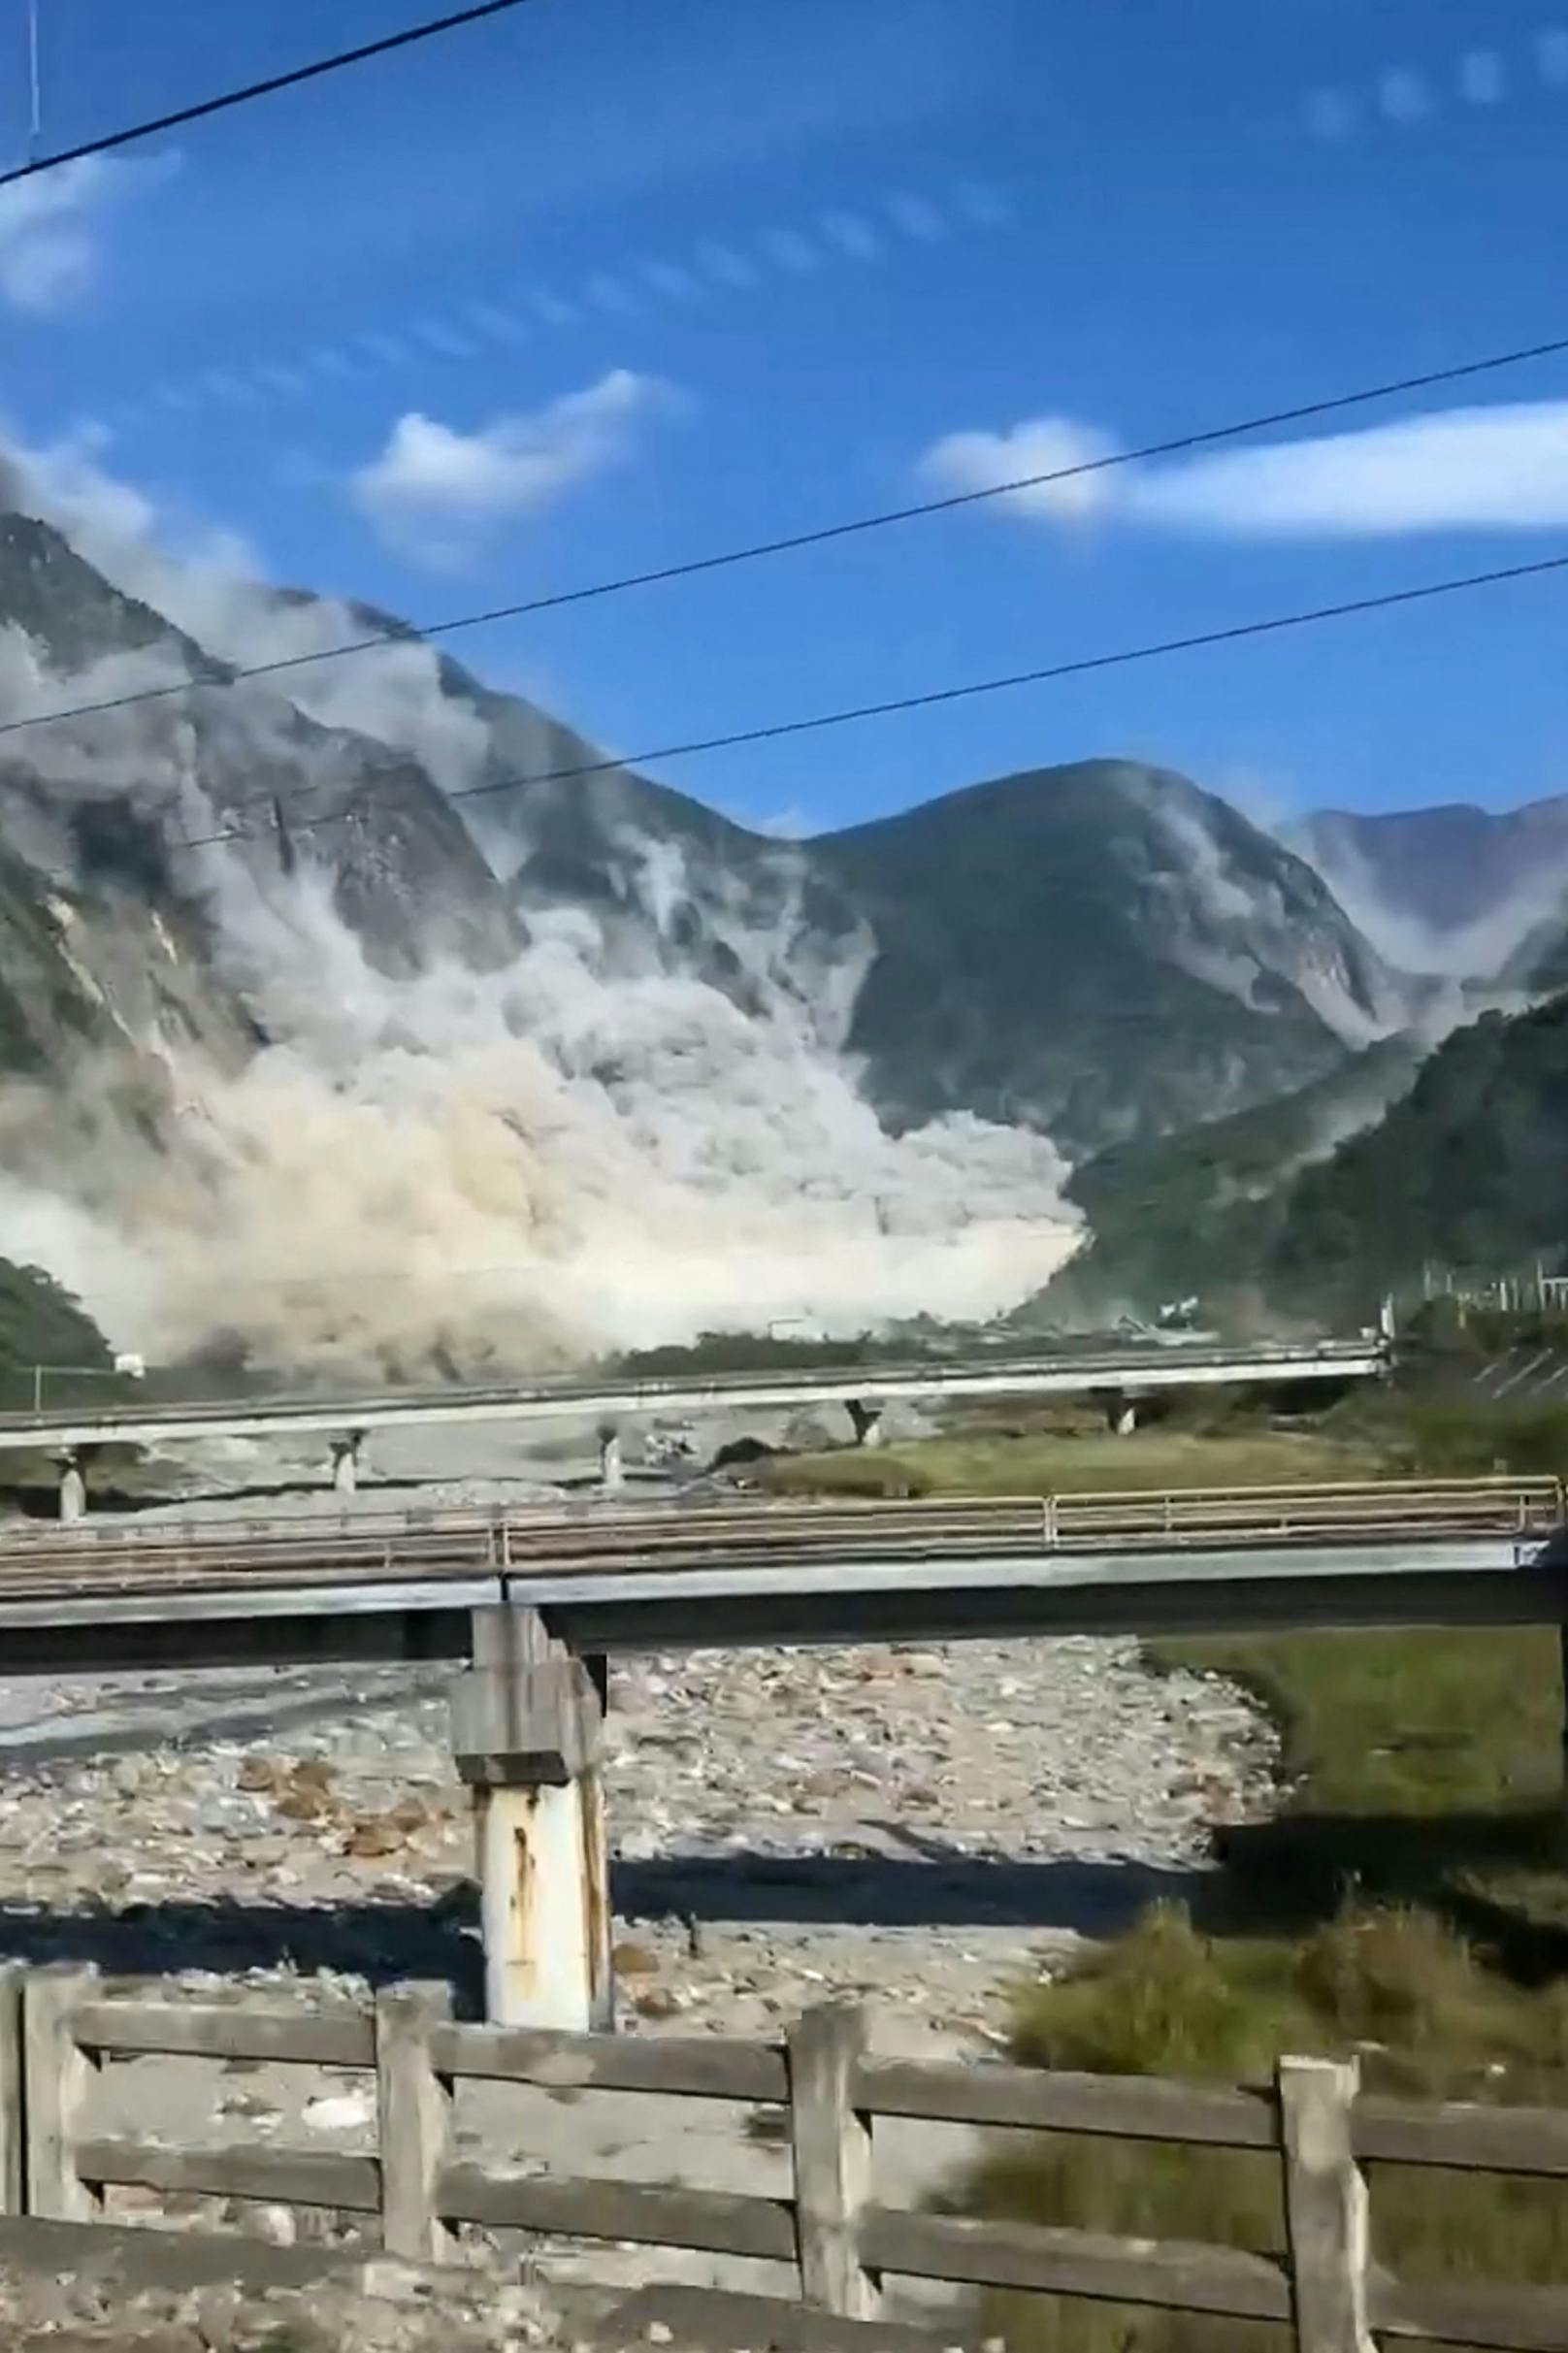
xmin=1 ymin=0 xmax=1567 ymax=833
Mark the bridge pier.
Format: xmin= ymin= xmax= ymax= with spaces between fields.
xmin=598 ymin=1422 xmax=625 ymax=1495
xmin=451 ymin=1608 xmax=613 ymax=2031
xmin=331 ymin=1432 xmax=365 ymax=1498
xmin=847 ymin=1399 xmax=884 ymax=1450
xmin=56 ymin=1452 xmax=86 ymax=1523
xmin=1098 ymin=1389 xmax=1138 ymax=1438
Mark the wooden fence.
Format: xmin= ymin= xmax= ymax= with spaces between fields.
xmin=5 ymin=1962 xmax=1568 ymax=2349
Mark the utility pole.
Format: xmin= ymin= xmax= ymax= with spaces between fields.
xmin=26 ymin=0 xmax=40 ymax=158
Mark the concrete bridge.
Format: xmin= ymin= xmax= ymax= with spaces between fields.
xmin=2 ymin=1332 xmax=1391 ymax=1516
xmin=0 ymin=1473 xmax=1556 ymax=2036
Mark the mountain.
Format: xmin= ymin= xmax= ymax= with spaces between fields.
xmin=812 ymin=760 xmax=1407 ymax=1159
xmin=0 ymin=479 xmax=1428 ymax=1374
xmin=300 ymin=622 xmax=1403 ymax=1153
xmin=1290 ymin=799 xmax=1568 ymax=979
xmin=264 ymin=591 xmax=873 ymax=1019
xmin=1264 ymin=993 xmax=1568 ymax=1318
xmin=260 ymin=595 xmax=1414 ymax=1158
xmin=1515 ymin=922 xmax=1568 ymax=996
xmin=0 ymin=1257 xmax=113 ymax=1395
xmin=0 ymin=508 xmax=520 ymax=1069
xmin=1036 ymin=1030 xmax=1428 ymax=1326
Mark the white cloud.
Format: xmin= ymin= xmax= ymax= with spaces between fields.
xmin=1305 ymin=87 xmax=1356 ymax=140
xmin=918 ymin=400 xmax=1568 ymax=540
xmin=0 ymin=419 xmax=258 ymax=588
xmin=1458 ymin=48 xmax=1505 ymax=104
xmin=0 ymin=152 xmax=173 ymax=314
xmin=350 ymin=369 xmax=673 ymax=566
xmin=1378 ymin=67 xmax=1431 ymax=124
xmin=918 ymin=415 xmax=1119 ymax=521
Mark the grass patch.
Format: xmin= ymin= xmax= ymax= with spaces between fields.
xmin=837 ymin=1388 xmax=1568 ymax=2340
xmin=964 ymin=1904 xmax=1568 ymax=2351
xmin=1325 ymin=1386 xmax=1568 ymax=1477
xmin=760 ymin=1379 xmax=1568 ymax=1498
xmin=1154 ymin=1628 xmax=1564 ymax=1819
xmin=1149 ymin=1625 xmax=1568 ymax=2001
xmin=964 ymin=1618 xmax=1568 ymax=2346
xmin=758 ymin=1420 xmax=1386 ymax=1500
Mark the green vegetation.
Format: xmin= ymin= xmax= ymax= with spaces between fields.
xmin=1356 ymin=1391 xmax=1568 ymax=1478
xmin=1401 ymin=1294 xmax=1568 ymax=1356
xmin=967 ymin=1906 xmax=1568 ymax=2351
xmin=759 ymin=1376 xmax=1568 ymax=1499
xmin=958 ymin=1610 xmax=1568 ymax=2347
xmin=1268 ymin=992 xmax=1568 ymax=1320
xmin=768 ymin=1392 xmax=1568 ymax=2341
xmin=760 ymin=1412 xmax=1382 ymax=1499
xmin=851 ymin=1394 xmax=1568 ymax=2346
xmin=1157 ymin=1626 xmax=1561 ymax=1820
xmin=1037 ymin=988 xmax=1568 ymax=1332
xmin=0 ymin=1257 xmax=115 ymax=1410
xmin=1040 ymin=1033 xmax=1424 ymax=1328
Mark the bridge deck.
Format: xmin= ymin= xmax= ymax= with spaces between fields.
xmin=0 ymin=1338 xmax=1388 ymax=1453
xmin=0 ymin=1476 xmax=1557 ymax=1673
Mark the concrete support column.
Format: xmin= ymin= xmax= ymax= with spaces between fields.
xmin=57 ymin=1454 xmax=86 ymax=1523
xmin=452 ymin=1609 xmax=612 ymax=2031
xmin=1097 ymin=1389 xmax=1138 ymax=1437
xmin=597 ymin=1422 xmax=625 ymax=1495
xmin=331 ymin=1432 xmax=364 ymax=1498
xmin=846 ymin=1399 xmax=884 ymax=1450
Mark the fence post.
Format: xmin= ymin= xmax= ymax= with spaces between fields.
xmin=1278 ymin=2054 xmax=1374 ymax=2353
xmin=376 ymin=1982 xmax=455 ymax=2264
xmin=23 ymin=1964 xmax=102 ymax=2221
xmin=0 ymin=1961 xmax=22 ymax=2216
xmin=786 ymin=2002 xmax=879 ymax=2320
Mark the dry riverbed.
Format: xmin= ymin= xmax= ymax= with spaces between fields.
xmin=0 ymin=1637 xmax=1276 ymax=2315
xmin=0 ymin=2264 xmax=556 ymax=2352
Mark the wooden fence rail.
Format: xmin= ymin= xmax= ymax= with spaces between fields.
xmin=3 ymin=1961 xmax=1568 ymax=2347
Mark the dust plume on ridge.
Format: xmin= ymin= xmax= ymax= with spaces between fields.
xmin=0 ymin=438 xmax=1083 ymax=1377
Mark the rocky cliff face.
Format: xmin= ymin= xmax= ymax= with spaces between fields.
xmin=0 ymin=491 xmax=1430 ymax=1374
xmin=1289 ymin=797 xmax=1568 ymax=980
xmin=816 ymin=760 xmax=1410 ymax=1159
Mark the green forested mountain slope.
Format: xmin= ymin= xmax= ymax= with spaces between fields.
xmin=1266 ymin=994 xmax=1568 ymax=1315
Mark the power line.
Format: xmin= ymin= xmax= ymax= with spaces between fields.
xmin=3 ymin=327 xmax=1568 ymax=746
xmin=0 ymin=0 xmax=541 ymax=192
xmin=173 ymin=548 xmax=1568 ymax=851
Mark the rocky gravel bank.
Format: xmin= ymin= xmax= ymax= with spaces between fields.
xmin=0 ymin=1636 xmax=1277 ymax=2312
xmin=0 ymin=1638 xmax=1274 ymax=2010
xmin=0 ymin=2265 xmax=555 ymax=2352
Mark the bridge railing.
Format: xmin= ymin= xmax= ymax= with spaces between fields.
xmin=0 ymin=1476 xmax=1558 ymax=1594
xmin=4 ymin=1964 xmax=1567 ymax=2350
xmin=0 ymin=1331 xmax=1393 ymax=1436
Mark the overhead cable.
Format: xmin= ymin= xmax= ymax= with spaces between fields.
xmin=2 ymin=328 xmax=1568 ymax=744
xmin=171 ymin=547 xmax=1568 ymax=850
xmin=0 ymin=0 xmax=541 ymax=191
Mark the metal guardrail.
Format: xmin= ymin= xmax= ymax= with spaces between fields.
xmin=0 ymin=1477 xmax=1556 ymax=1603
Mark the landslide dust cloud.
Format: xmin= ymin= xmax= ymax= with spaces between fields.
xmin=9 ymin=874 xmax=1082 ymax=1374
xmin=0 ymin=442 xmax=1083 ymax=1378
